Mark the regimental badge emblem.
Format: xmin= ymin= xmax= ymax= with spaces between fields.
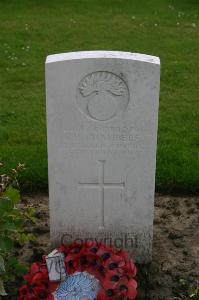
xmin=77 ymin=71 xmax=129 ymax=121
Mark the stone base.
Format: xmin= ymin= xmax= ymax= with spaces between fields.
xmin=51 ymin=228 xmax=153 ymax=263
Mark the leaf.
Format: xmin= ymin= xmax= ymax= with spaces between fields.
xmin=16 ymin=232 xmax=35 ymax=245
xmin=24 ymin=208 xmax=36 ymax=223
xmin=0 ymin=237 xmax=13 ymax=252
xmin=0 ymin=198 xmax=13 ymax=213
xmin=3 ymin=187 xmax=20 ymax=204
xmin=0 ymin=278 xmax=7 ymax=296
xmin=0 ymin=256 xmax=5 ymax=274
xmin=1 ymin=222 xmax=17 ymax=232
xmin=14 ymin=262 xmax=27 ymax=275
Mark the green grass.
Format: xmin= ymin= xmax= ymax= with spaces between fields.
xmin=0 ymin=0 xmax=198 ymax=194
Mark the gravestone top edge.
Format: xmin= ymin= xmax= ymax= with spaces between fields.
xmin=46 ymin=50 xmax=160 ymax=65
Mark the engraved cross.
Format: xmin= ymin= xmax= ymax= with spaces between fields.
xmin=79 ymin=160 xmax=125 ymax=228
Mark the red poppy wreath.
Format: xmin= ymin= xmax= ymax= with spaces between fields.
xmin=18 ymin=242 xmax=137 ymax=300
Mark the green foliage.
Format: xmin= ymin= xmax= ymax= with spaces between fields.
xmin=0 ymin=163 xmax=35 ymax=296
xmin=0 ymin=0 xmax=198 ymax=194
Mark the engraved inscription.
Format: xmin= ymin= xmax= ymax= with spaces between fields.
xmin=77 ymin=71 xmax=129 ymax=121
xmin=79 ymin=160 xmax=125 ymax=228
xmin=64 ymin=126 xmax=138 ymax=152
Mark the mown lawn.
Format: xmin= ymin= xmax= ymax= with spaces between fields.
xmin=0 ymin=0 xmax=198 ymax=193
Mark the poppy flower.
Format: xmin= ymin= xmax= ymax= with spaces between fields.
xmin=116 ymin=277 xmax=137 ymax=299
xmin=123 ymin=258 xmax=137 ymax=277
xmin=18 ymin=242 xmax=137 ymax=299
xmin=18 ymin=262 xmax=58 ymax=300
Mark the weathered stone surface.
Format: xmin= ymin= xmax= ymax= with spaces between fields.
xmin=46 ymin=51 xmax=160 ymax=262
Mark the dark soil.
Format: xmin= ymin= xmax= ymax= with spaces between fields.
xmin=6 ymin=194 xmax=199 ymax=299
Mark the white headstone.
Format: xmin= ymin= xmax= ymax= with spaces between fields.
xmin=46 ymin=51 xmax=160 ymax=263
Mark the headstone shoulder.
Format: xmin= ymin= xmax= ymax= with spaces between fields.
xmin=46 ymin=50 xmax=160 ymax=66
